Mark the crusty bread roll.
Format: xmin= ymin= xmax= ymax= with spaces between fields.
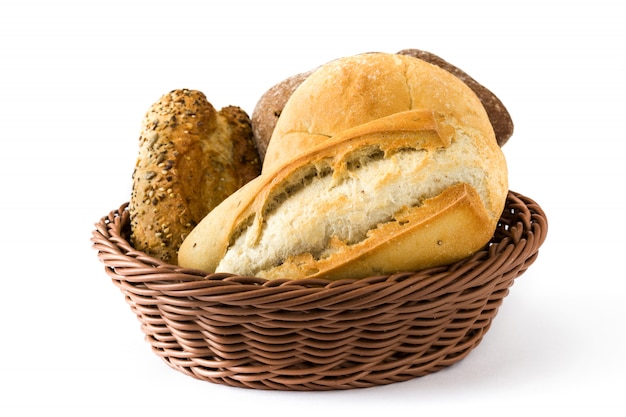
xmin=129 ymin=89 xmax=261 ymax=264
xmin=178 ymin=54 xmax=508 ymax=279
xmin=262 ymin=53 xmax=505 ymax=174
xmin=250 ymin=49 xmax=513 ymax=160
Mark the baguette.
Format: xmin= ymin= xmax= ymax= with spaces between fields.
xmin=178 ymin=53 xmax=507 ymax=279
xmin=129 ymin=89 xmax=261 ymax=264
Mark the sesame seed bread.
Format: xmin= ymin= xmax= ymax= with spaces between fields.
xmin=178 ymin=54 xmax=508 ymax=279
xmin=129 ymin=89 xmax=261 ymax=264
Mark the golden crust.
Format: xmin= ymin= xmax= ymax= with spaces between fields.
xmin=251 ymin=49 xmax=513 ymax=159
xmin=263 ymin=53 xmax=497 ymax=173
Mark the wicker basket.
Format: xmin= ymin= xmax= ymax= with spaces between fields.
xmin=91 ymin=190 xmax=547 ymax=390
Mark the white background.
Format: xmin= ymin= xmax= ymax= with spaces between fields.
xmin=1 ymin=0 xmax=624 ymax=415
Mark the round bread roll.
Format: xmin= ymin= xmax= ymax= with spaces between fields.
xmin=129 ymin=89 xmax=261 ymax=264
xmin=178 ymin=53 xmax=508 ymax=280
xmin=250 ymin=49 xmax=513 ymax=160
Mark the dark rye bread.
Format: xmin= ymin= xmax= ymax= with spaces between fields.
xmin=251 ymin=49 xmax=513 ymax=161
xmin=129 ymin=89 xmax=261 ymax=264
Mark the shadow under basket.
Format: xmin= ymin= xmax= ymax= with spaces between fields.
xmin=92 ymin=190 xmax=547 ymax=391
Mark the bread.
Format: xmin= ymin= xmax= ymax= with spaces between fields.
xmin=178 ymin=54 xmax=508 ymax=279
xmin=129 ymin=89 xmax=261 ymax=264
xmin=250 ymin=49 xmax=513 ymax=160
xmin=262 ymin=53 xmax=505 ymax=174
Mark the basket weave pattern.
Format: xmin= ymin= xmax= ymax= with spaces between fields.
xmin=92 ymin=191 xmax=547 ymax=390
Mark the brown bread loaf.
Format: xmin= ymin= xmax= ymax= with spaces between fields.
xmin=129 ymin=89 xmax=261 ymax=264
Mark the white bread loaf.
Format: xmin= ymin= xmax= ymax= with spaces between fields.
xmin=178 ymin=53 xmax=507 ymax=280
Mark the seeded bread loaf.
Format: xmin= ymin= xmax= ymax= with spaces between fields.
xmin=250 ymin=49 xmax=513 ymax=162
xmin=178 ymin=54 xmax=508 ymax=280
xmin=129 ymin=89 xmax=261 ymax=264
